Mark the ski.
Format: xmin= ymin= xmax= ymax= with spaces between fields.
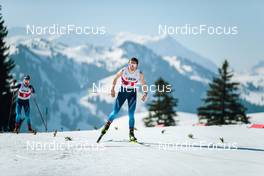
xmin=104 ymin=139 xmax=151 ymax=147
xmin=96 ymin=121 xmax=111 ymax=143
xmin=96 ymin=133 xmax=104 ymax=143
xmin=129 ymin=140 xmax=138 ymax=144
xmin=129 ymin=140 xmax=151 ymax=147
xmin=29 ymin=129 xmax=37 ymax=135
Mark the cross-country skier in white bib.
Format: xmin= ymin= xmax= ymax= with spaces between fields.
xmin=97 ymin=57 xmax=147 ymax=143
xmin=11 ymin=75 xmax=35 ymax=133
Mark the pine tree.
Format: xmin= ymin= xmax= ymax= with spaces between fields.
xmin=0 ymin=6 xmax=15 ymax=131
xmin=144 ymin=78 xmax=178 ymax=127
xmin=197 ymin=60 xmax=248 ymax=125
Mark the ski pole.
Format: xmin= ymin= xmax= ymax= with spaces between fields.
xmin=33 ymin=97 xmax=47 ymax=131
xmin=45 ymin=107 xmax=48 ymax=132
xmin=8 ymin=80 xmax=17 ymax=131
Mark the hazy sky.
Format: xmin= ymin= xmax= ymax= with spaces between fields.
xmin=1 ymin=0 xmax=263 ymax=71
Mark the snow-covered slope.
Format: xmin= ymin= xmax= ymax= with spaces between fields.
xmin=234 ymin=61 xmax=264 ymax=106
xmin=1 ymin=112 xmax=264 ymax=176
xmin=162 ymin=56 xmax=211 ymax=84
xmin=112 ymin=111 xmax=199 ymax=130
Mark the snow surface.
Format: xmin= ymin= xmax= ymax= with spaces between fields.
xmin=1 ymin=112 xmax=264 ymax=176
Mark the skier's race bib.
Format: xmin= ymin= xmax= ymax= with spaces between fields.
xmin=121 ymin=67 xmax=141 ymax=89
xmin=18 ymin=83 xmax=32 ymax=100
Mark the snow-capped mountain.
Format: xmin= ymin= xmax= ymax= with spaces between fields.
xmin=234 ymin=61 xmax=264 ymax=106
xmin=9 ymin=37 xmax=126 ymax=72
xmin=113 ymin=32 xmax=217 ymax=72
xmin=9 ymin=28 xmax=217 ymax=72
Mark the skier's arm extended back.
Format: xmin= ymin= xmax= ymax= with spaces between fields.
xmin=111 ymin=70 xmax=123 ymax=97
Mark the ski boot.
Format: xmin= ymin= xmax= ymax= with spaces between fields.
xmin=13 ymin=124 xmax=19 ymax=134
xmin=28 ymin=124 xmax=36 ymax=135
xmin=129 ymin=128 xmax=137 ymax=142
xmin=97 ymin=121 xmax=112 ymax=143
xmin=13 ymin=118 xmax=25 ymax=134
